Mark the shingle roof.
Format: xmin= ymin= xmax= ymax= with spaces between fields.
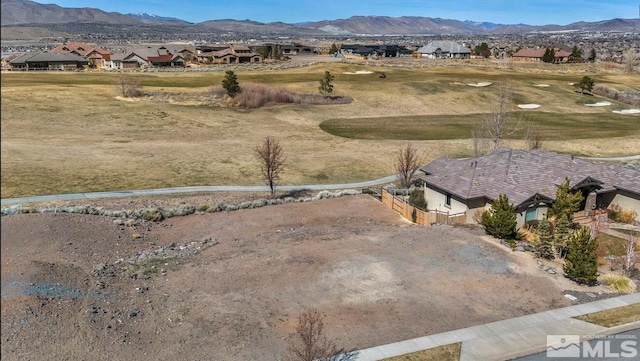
xmin=512 ymin=48 xmax=572 ymax=58
xmin=420 ymin=148 xmax=640 ymax=206
xmin=12 ymin=52 xmax=89 ymax=63
xmin=416 ymin=41 xmax=471 ymax=54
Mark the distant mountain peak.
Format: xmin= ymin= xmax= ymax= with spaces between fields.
xmin=126 ymin=12 xmax=189 ymax=23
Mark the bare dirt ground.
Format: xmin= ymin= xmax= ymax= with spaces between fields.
xmin=0 ymin=194 xmax=619 ymax=360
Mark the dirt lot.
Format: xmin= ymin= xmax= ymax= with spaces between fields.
xmin=0 ymin=194 xmax=618 ymax=360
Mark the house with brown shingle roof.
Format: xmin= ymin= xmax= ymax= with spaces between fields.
xmin=511 ymin=48 xmax=572 ymax=63
xmin=419 ymin=148 xmax=640 ymax=227
xmin=196 ymin=44 xmax=262 ymax=64
xmin=50 ymin=42 xmax=111 ymax=68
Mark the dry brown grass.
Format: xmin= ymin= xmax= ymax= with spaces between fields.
xmin=575 ymin=303 xmax=640 ymax=327
xmin=381 ymin=343 xmax=461 ymax=361
xmin=2 ymin=61 xmax=639 ymax=198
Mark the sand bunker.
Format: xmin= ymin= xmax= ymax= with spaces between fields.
xmin=467 ymin=82 xmax=492 ymax=87
xmin=518 ymin=104 xmax=541 ymax=109
xmin=585 ymin=101 xmax=612 ymax=107
xmin=343 ymin=70 xmax=373 ymax=75
xmin=612 ymin=109 xmax=640 ymax=114
xmin=533 ymin=84 xmax=550 ymax=87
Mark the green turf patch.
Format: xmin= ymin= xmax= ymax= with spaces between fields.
xmin=380 ymin=342 xmax=461 ymax=361
xmin=319 ymin=112 xmax=640 ymax=140
xmin=575 ymin=303 xmax=640 ymax=327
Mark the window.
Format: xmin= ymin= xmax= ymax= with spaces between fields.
xmin=445 ymin=193 xmax=452 ymax=208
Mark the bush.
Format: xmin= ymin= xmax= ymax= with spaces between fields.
xmin=481 ymin=194 xmax=517 ymax=239
xmin=601 ymin=274 xmax=635 ymax=293
xmin=208 ymin=85 xmax=227 ymax=99
xmin=408 ymin=189 xmax=427 ymax=210
xmin=232 ymin=82 xmax=353 ymax=109
xmin=608 ymin=204 xmax=638 ymax=224
xmin=563 ymin=227 xmax=599 ymax=285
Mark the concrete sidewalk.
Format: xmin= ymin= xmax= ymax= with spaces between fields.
xmin=355 ymin=293 xmax=640 ymax=361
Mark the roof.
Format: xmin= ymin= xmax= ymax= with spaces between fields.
xmin=10 ymin=52 xmax=89 ymax=63
xmin=512 ymin=48 xmax=572 ymax=58
xmin=416 ymin=41 xmax=471 ymax=54
xmin=50 ymin=42 xmax=110 ymax=57
xmin=420 ymin=148 xmax=640 ymax=206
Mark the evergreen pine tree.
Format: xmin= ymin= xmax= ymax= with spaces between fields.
xmin=319 ymin=71 xmax=334 ymax=97
xmin=554 ymin=214 xmax=571 ymax=258
xmin=549 ymin=177 xmax=583 ymax=222
xmin=536 ymin=218 xmax=555 ymax=259
xmin=542 ymin=47 xmax=556 ymax=63
xmin=563 ymin=227 xmax=598 ymax=285
xmin=481 ymin=194 xmax=517 ymax=239
xmin=222 ymin=70 xmax=241 ymax=97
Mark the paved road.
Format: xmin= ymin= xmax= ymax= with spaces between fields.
xmin=514 ymin=328 xmax=639 ymax=361
xmin=0 ymin=175 xmax=399 ymax=206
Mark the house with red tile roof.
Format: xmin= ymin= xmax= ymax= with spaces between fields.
xmin=419 ymin=148 xmax=640 ymax=228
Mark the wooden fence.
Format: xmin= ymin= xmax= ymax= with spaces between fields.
xmin=381 ymin=188 xmax=466 ymax=225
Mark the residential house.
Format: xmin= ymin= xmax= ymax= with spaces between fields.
xmin=419 ymin=148 xmax=640 ymax=228
xmin=491 ymin=44 xmax=513 ymax=59
xmin=196 ymin=44 xmax=262 ymax=64
xmin=511 ymin=48 xmax=572 ymax=63
xmin=414 ymin=41 xmax=471 ymax=59
xmin=340 ymin=44 xmax=379 ymax=59
xmin=107 ymin=46 xmax=185 ymax=69
xmin=50 ymin=42 xmax=111 ymax=68
xmin=9 ymin=52 xmax=89 ymax=70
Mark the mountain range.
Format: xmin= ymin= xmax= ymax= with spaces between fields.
xmin=2 ymin=0 xmax=639 ymax=36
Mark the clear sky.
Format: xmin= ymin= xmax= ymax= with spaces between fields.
xmin=41 ymin=0 xmax=638 ymax=25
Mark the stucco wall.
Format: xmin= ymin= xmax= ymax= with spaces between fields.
xmin=610 ymin=194 xmax=640 ymax=221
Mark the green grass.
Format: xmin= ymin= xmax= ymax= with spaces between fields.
xmin=575 ymin=303 xmax=640 ymax=327
xmin=319 ymin=112 xmax=640 ymax=140
xmin=380 ymin=343 xmax=461 ymax=361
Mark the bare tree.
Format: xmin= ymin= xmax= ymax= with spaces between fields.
xmin=394 ymin=143 xmax=423 ymax=189
xmin=255 ymin=136 xmax=285 ymax=197
xmin=523 ymin=120 xmax=542 ymax=150
xmin=623 ymin=48 xmax=639 ymax=74
xmin=115 ymin=73 xmax=141 ymax=97
xmin=286 ymin=308 xmax=358 ymax=361
xmin=474 ymin=82 xmax=521 ymax=152
xmin=622 ymin=237 xmax=638 ymax=277
xmin=471 ymin=119 xmax=490 ymax=156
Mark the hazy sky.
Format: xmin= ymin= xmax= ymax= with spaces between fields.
xmin=41 ymin=0 xmax=638 ymax=25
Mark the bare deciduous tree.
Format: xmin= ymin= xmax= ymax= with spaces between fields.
xmin=255 ymin=136 xmax=285 ymax=197
xmin=623 ymin=48 xmax=639 ymax=74
xmin=523 ymin=120 xmax=542 ymax=150
xmin=473 ymin=82 xmax=521 ymax=153
xmin=394 ymin=143 xmax=423 ymax=189
xmin=116 ymin=73 xmax=141 ymax=97
xmin=622 ymin=237 xmax=638 ymax=277
xmin=286 ymin=308 xmax=358 ymax=361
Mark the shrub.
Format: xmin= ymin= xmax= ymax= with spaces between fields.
xmin=618 ymin=210 xmax=638 ymax=224
xmin=481 ymin=194 xmax=517 ymax=239
xmin=601 ymin=274 xmax=635 ymax=293
xmin=563 ymin=227 xmax=599 ymax=285
xmin=608 ymin=204 xmax=638 ymax=224
xmin=208 ymin=85 xmax=227 ymax=99
xmin=408 ymin=189 xmax=427 ymax=210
